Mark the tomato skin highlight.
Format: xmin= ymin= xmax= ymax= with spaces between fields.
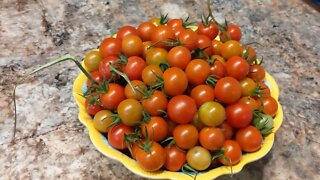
xmin=121 ymin=35 xmax=143 ymax=57
xmin=84 ymin=50 xmax=102 ymax=72
xmin=197 ymin=22 xmax=219 ymax=40
xmin=136 ymin=142 xmax=165 ymax=172
xmin=249 ymin=64 xmax=265 ymax=82
xmin=236 ymin=125 xmax=263 ymax=152
xmin=167 ymin=46 xmax=191 ymax=70
xmin=98 ymin=55 xmax=120 ymax=79
xmin=173 ymin=124 xmax=199 ymax=150
xmin=123 ymin=56 xmax=146 ymax=81
xmin=259 ymin=96 xmax=278 ymax=116
xmin=226 ymin=102 xmax=253 ymax=129
xmin=142 ymin=90 xmax=168 ymax=116
xmin=108 ymin=124 xmax=133 ymax=150
xmin=220 ymin=40 xmax=242 ymax=59
xmin=167 ymin=95 xmax=197 ymax=124
xmin=178 ymin=29 xmax=198 ymax=51
xmin=117 ymin=25 xmax=139 ymax=40
xmin=164 ymin=145 xmax=186 ymax=172
xmin=185 ymin=59 xmax=210 ymax=85
xmin=137 ymin=22 xmax=156 ymax=41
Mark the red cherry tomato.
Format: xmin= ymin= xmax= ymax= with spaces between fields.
xmin=164 ymin=145 xmax=186 ymax=172
xmin=178 ymin=29 xmax=198 ymax=51
xmin=117 ymin=25 xmax=139 ymax=40
xmin=214 ymin=77 xmax=241 ymax=104
xmin=98 ymin=55 xmax=120 ymax=79
xmin=87 ymin=70 xmax=104 ymax=87
xmin=197 ymin=35 xmax=213 ymax=55
xmin=259 ymin=96 xmax=278 ymax=116
xmin=185 ymin=59 xmax=210 ymax=85
xmin=142 ymin=90 xmax=168 ymax=116
xmin=197 ymin=22 xmax=219 ymax=40
xmin=108 ymin=124 xmax=133 ymax=150
xmin=226 ymin=102 xmax=253 ymax=129
xmin=141 ymin=116 xmax=168 ymax=142
xmin=209 ymin=59 xmax=226 ymax=79
xmin=167 ymin=95 xmax=197 ymax=124
xmin=220 ymin=24 xmax=242 ymax=42
xmin=225 ymin=56 xmax=249 ymax=81
xmin=248 ymin=64 xmax=266 ymax=82
xmin=167 ymin=46 xmax=191 ymax=70
xmin=173 ymin=124 xmax=199 ymax=149
xmin=85 ymin=100 xmax=104 ymax=116
xmin=121 ymin=35 xmax=143 ymax=57
xmin=219 ymin=140 xmax=242 ymax=165
xmin=137 ymin=22 xmax=156 ymax=41
xmin=199 ymin=127 xmax=225 ymax=150
xmin=99 ymin=38 xmax=122 ymax=58
xmin=100 ymin=83 xmax=125 ymax=110
xmin=123 ymin=56 xmax=146 ymax=80
xmin=190 ymin=84 xmax=215 ymax=108
xmin=167 ymin=18 xmax=183 ymax=29
xmin=236 ymin=125 xmax=263 ymax=152
xmin=136 ymin=141 xmax=165 ymax=171
xmin=151 ymin=25 xmax=175 ymax=49
xmin=163 ymin=67 xmax=188 ymax=96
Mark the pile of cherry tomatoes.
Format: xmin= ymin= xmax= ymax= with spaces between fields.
xmin=82 ymin=12 xmax=278 ymax=174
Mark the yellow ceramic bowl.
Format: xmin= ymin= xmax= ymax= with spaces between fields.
xmin=73 ymin=61 xmax=283 ymax=180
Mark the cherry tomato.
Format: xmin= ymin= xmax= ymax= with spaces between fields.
xmin=123 ymin=56 xmax=146 ymax=80
xmin=98 ymin=55 xmax=120 ymax=79
xmin=84 ymin=50 xmax=102 ymax=72
xmin=99 ymin=38 xmax=122 ymax=58
xmin=248 ymin=64 xmax=265 ymax=82
xmin=141 ymin=116 xmax=168 ymax=142
xmin=87 ymin=70 xmax=103 ymax=87
xmin=108 ymin=124 xmax=133 ymax=150
xmin=199 ymin=127 xmax=225 ymax=150
xmin=190 ymin=84 xmax=215 ymax=108
xmin=142 ymin=90 xmax=168 ymax=116
xmin=220 ymin=24 xmax=242 ymax=42
xmin=167 ymin=46 xmax=191 ymax=70
xmin=167 ymin=18 xmax=183 ymax=29
xmin=149 ymin=17 xmax=160 ymax=26
xmin=173 ymin=124 xmax=198 ymax=149
xmin=164 ymin=145 xmax=186 ymax=172
xmin=93 ymin=110 xmax=115 ymax=133
xmin=219 ymin=140 xmax=242 ymax=166
xmin=141 ymin=64 xmax=163 ymax=86
xmin=211 ymin=55 xmax=226 ymax=64
xmin=214 ymin=77 xmax=241 ymax=104
xmin=117 ymin=99 xmax=143 ymax=126
xmin=116 ymin=25 xmax=139 ymax=40
xmin=199 ymin=101 xmax=225 ymax=127
xmin=212 ymin=40 xmax=223 ymax=55
xmin=178 ymin=29 xmax=198 ymax=51
xmin=185 ymin=59 xmax=210 ymax=85
xmin=142 ymin=41 xmax=152 ymax=59
xmin=220 ymin=40 xmax=242 ymax=59
xmin=197 ymin=22 xmax=219 ymax=40
xmin=197 ymin=35 xmax=213 ymax=55
xmin=167 ymin=95 xmax=197 ymax=124
xmin=146 ymin=47 xmax=168 ymax=66
xmin=137 ymin=22 xmax=156 ymax=41
xmin=136 ymin=142 xmax=165 ymax=172
xmin=239 ymin=96 xmax=259 ymax=110
xmin=209 ymin=59 xmax=225 ymax=79
xmin=100 ymin=83 xmax=125 ymax=110
xmin=85 ymin=100 xmax=104 ymax=116
xmin=122 ymin=35 xmax=143 ymax=57
xmin=236 ymin=125 xmax=262 ymax=152
xmin=259 ymin=96 xmax=278 ymax=116
xmin=240 ymin=77 xmax=257 ymax=97
xmin=242 ymin=45 xmax=256 ymax=64
xmin=225 ymin=56 xmax=250 ymax=81
xmin=226 ymin=102 xmax=253 ymax=129
xmin=163 ymin=67 xmax=188 ymax=96
xmin=124 ymin=80 xmax=146 ymax=100
xmin=186 ymin=146 xmax=211 ymax=171
xmin=173 ymin=26 xmax=185 ymax=38
xmin=218 ymin=122 xmax=234 ymax=139
xmin=151 ymin=25 xmax=175 ymax=49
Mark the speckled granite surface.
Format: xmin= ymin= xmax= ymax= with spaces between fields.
xmin=0 ymin=0 xmax=319 ymax=179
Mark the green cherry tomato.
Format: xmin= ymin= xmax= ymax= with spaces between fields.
xmin=93 ymin=110 xmax=115 ymax=133
xmin=84 ymin=50 xmax=102 ymax=72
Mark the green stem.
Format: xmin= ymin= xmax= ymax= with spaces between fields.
xmin=109 ymin=64 xmax=137 ymax=95
xmin=12 ymin=54 xmax=94 ymax=144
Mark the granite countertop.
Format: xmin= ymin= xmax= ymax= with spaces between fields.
xmin=0 ymin=0 xmax=319 ymax=179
